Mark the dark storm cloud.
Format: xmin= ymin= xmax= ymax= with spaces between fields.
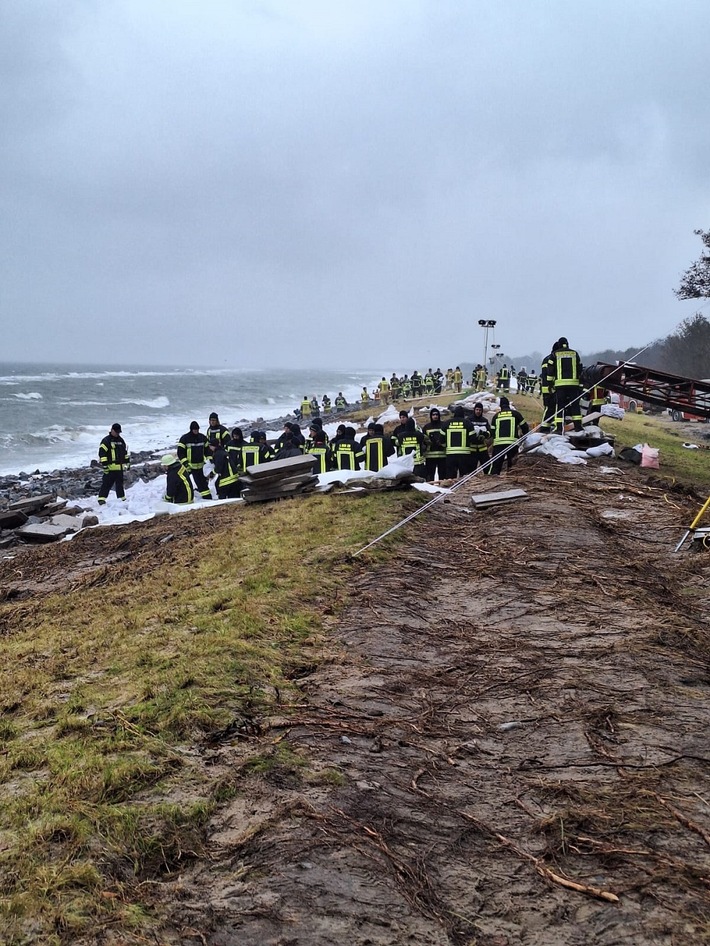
xmin=2 ymin=1 xmax=709 ymax=368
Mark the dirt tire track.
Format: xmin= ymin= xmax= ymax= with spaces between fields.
xmin=154 ymin=459 xmax=710 ymax=946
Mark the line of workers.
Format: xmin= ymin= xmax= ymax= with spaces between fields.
xmin=157 ymin=400 xmax=529 ymax=505
xmin=297 ymin=367 xmax=468 ymax=419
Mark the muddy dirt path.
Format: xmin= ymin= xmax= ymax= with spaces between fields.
xmin=154 ymin=459 xmax=710 ymax=946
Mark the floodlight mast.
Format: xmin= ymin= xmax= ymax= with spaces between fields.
xmin=477 ymin=319 xmax=497 ymax=368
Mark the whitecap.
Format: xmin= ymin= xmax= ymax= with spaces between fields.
xmin=13 ymin=391 xmax=43 ymax=400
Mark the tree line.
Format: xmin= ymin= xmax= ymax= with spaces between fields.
xmin=587 ymin=230 xmax=710 ymax=379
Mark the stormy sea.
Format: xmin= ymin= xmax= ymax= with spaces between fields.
xmin=0 ymin=363 xmax=387 ymax=477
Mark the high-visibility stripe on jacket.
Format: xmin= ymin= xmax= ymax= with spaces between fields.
xmin=553 ymin=349 xmax=581 ymax=386
xmin=493 ymin=411 xmax=517 ymax=445
xmin=589 ymin=385 xmax=606 ymax=405
xmin=446 ymin=421 xmax=470 ymax=454
xmin=334 ymin=442 xmax=361 ymax=470
xmin=364 ymin=437 xmax=387 ymax=471
xmin=177 ymin=434 xmax=207 ymax=469
xmin=398 ymin=434 xmax=423 ymax=464
xmin=164 ymin=463 xmax=194 ymax=504
xmin=308 ymin=446 xmax=332 ymax=474
xmin=99 ymin=436 xmax=129 ymax=471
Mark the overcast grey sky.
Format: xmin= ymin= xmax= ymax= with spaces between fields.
xmin=2 ymin=0 xmax=708 ymax=368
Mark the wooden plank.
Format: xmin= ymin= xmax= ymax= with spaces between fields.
xmin=470 ymin=488 xmax=528 ymax=509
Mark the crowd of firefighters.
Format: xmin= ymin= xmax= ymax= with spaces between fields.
xmin=97 ymin=337 xmax=599 ymax=506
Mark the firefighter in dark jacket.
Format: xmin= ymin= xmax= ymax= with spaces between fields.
xmin=242 ymin=430 xmax=273 ymax=468
xmin=363 ymin=423 xmax=396 ymax=472
xmin=550 ymin=337 xmax=584 ymax=433
xmin=490 ymin=397 xmax=529 ymax=475
xmin=331 ymin=425 xmax=364 ymax=471
xmin=396 ymin=417 xmax=428 ymax=479
xmin=538 ymin=341 xmax=559 ymax=433
xmin=307 ymin=430 xmax=335 ymax=474
xmin=212 ymin=443 xmax=240 ymax=499
xmin=422 ymin=407 xmax=447 ymax=481
xmin=177 ymin=421 xmax=211 ymax=499
xmin=470 ymin=402 xmax=492 ymax=472
xmin=206 ymin=412 xmax=230 ymax=458
xmin=98 ymin=423 xmax=130 ymax=504
xmin=161 ymin=454 xmax=194 ymax=505
xmin=444 ymin=407 xmax=473 ymax=479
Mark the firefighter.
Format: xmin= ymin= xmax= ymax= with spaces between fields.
xmin=538 ymin=341 xmax=560 ymax=433
xmin=213 ymin=427 xmax=244 ymax=499
xmin=177 ymin=421 xmax=211 ymax=499
xmin=274 ymin=431 xmax=303 ymax=461
xmin=551 ymin=337 xmax=584 ymax=433
xmin=206 ymin=412 xmax=230 ymax=459
xmin=476 ymin=364 xmax=487 ymax=391
xmin=453 ymin=366 xmax=463 ymax=393
xmin=396 ymin=417 xmax=428 ymax=479
xmin=307 ymin=430 xmax=335 ymax=474
xmin=444 ymin=406 xmax=473 ymax=478
xmin=300 ymin=396 xmax=312 ymax=420
xmin=490 ymin=397 xmax=529 ymax=475
xmin=331 ymin=425 xmax=364 ymax=471
xmin=422 ymin=407 xmax=447 ymax=482
xmin=242 ymin=431 xmax=272 ymax=468
xmin=497 ymin=364 xmax=510 ymax=393
xmin=378 ymin=377 xmax=391 ymax=405
xmin=335 ymin=392 xmax=348 ymax=411
xmin=470 ymin=402 xmax=492 ymax=473
xmin=97 ymin=423 xmax=130 ymax=504
xmin=363 ymin=423 xmax=396 ymax=472
xmin=587 ymin=384 xmax=608 ymax=416
xmin=161 ymin=454 xmax=194 ymax=505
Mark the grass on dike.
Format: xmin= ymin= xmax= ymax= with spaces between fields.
xmin=0 ymin=490 xmax=424 ymax=945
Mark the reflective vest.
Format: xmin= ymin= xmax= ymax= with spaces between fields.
xmin=446 ymin=421 xmax=470 ymax=454
xmin=361 ymin=389 xmax=369 ymax=403
xmin=493 ymin=410 xmax=517 ymax=445
xmin=499 ymin=366 xmax=510 ymax=381
xmin=300 ymin=399 xmax=312 ymax=416
xmin=379 ymin=379 xmax=390 ymax=395
xmin=553 ymin=349 xmax=581 ymax=386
